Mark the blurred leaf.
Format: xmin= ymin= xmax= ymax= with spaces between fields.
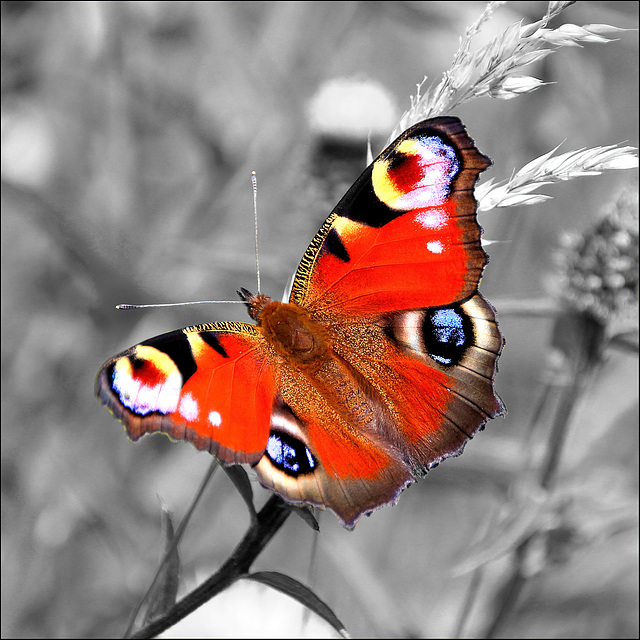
xmin=244 ymin=571 xmax=346 ymax=637
xmin=287 ymin=504 xmax=320 ymax=531
xmin=143 ymin=502 xmax=180 ymax=624
xmin=124 ymin=461 xmax=219 ymax=637
xmin=454 ymin=479 xmax=550 ymax=576
xmin=223 ymin=465 xmax=257 ymax=524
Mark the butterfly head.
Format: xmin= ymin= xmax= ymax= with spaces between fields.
xmin=237 ymin=288 xmax=272 ymax=321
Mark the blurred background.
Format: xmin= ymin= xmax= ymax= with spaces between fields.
xmin=1 ymin=1 xmax=637 ymax=638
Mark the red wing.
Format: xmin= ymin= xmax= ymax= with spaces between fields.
xmin=250 ymin=294 xmax=503 ymax=530
xmin=370 ymin=294 xmax=504 ymax=470
xmin=254 ymin=396 xmax=414 ymax=531
xmin=95 ymin=321 xmax=276 ymax=464
xmin=290 ymin=117 xmax=490 ymax=316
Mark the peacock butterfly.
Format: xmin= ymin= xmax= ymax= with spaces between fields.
xmin=96 ymin=116 xmax=504 ymax=529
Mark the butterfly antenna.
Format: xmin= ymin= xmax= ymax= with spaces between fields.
xmin=116 ymin=172 xmax=263 ymax=311
xmin=116 ymin=300 xmax=244 ymax=310
xmin=252 ymin=170 xmax=261 ymax=294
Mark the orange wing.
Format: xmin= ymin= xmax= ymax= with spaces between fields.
xmin=290 ymin=117 xmax=490 ymax=316
xmin=96 ymin=322 xmax=276 ymax=465
xmin=248 ymin=117 xmax=503 ymax=527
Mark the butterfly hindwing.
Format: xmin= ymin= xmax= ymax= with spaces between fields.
xmin=364 ymin=293 xmax=503 ymax=470
xmin=248 ymin=297 xmax=502 ymax=529
xmin=254 ymin=393 xmax=414 ymax=529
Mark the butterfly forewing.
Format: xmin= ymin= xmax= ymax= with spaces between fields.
xmin=96 ymin=322 xmax=277 ymax=464
xmin=290 ymin=117 xmax=491 ymax=316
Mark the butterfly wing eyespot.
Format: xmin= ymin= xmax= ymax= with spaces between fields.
xmin=253 ymin=396 xmax=413 ymax=530
xmin=97 ymin=117 xmax=503 ymax=529
xmin=290 ymin=116 xmax=491 ymax=316
xmin=380 ymin=294 xmax=504 ymax=453
xmin=96 ymin=321 xmax=277 ymax=465
xmin=265 ymin=431 xmax=317 ymax=475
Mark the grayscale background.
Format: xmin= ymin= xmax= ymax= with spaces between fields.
xmin=2 ymin=1 xmax=638 ymax=638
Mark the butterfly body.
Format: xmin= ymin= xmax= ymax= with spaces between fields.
xmin=241 ymin=291 xmax=331 ymax=368
xmin=97 ymin=116 xmax=503 ymax=529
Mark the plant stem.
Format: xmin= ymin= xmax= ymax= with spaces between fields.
xmin=128 ymin=495 xmax=292 ymax=639
xmin=483 ymin=312 xmax=606 ymax=638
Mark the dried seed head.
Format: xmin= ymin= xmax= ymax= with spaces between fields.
xmin=553 ymin=187 xmax=639 ymax=323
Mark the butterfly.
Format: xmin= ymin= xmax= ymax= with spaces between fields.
xmin=96 ymin=116 xmax=504 ymax=530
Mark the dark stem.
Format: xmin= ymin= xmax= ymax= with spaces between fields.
xmin=483 ymin=312 xmax=606 ymax=638
xmin=451 ymin=564 xmax=485 ymax=638
xmin=483 ymin=545 xmax=529 ymax=639
xmin=128 ymin=495 xmax=292 ymax=639
xmin=538 ymin=369 xmax=583 ymax=491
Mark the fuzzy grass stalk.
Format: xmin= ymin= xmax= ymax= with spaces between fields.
xmin=477 ymin=145 xmax=639 ymax=211
xmin=392 ymin=1 xmax=627 ymax=140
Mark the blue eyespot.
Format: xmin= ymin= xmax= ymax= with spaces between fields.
xmin=425 ymin=307 xmax=471 ymax=365
xmin=266 ymin=431 xmax=316 ymax=476
xmin=421 ymin=135 xmax=460 ymax=180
